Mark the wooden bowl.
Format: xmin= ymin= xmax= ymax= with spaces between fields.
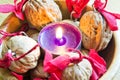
xmin=100 ymin=31 xmax=120 ymax=80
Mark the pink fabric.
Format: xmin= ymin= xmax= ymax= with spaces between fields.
xmin=0 ymin=0 xmax=27 ymax=20
xmin=94 ymin=0 xmax=120 ymax=31
xmin=40 ymin=49 xmax=106 ymax=80
xmin=84 ymin=49 xmax=106 ymax=80
xmin=11 ymin=72 xmax=23 ymax=80
xmin=0 ymin=52 xmax=14 ymax=68
xmin=66 ymin=0 xmax=89 ymax=18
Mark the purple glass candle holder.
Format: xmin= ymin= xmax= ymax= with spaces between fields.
xmin=38 ymin=22 xmax=82 ymax=54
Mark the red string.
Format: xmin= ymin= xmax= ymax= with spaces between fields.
xmin=19 ymin=23 xmax=29 ymax=32
xmin=0 ymin=30 xmax=23 ymax=45
xmin=0 ymin=0 xmax=27 ymax=20
xmin=11 ymin=72 xmax=23 ymax=80
xmin=14 ymin=44 xmax=39 ymax=61
xmin=93 ymin=0 xmax=120 ymax=31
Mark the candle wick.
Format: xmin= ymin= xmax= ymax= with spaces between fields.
xmin=55 ymin=37 xmax=66 ymax=46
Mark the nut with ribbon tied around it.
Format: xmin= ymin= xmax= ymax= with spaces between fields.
xmin=0 ymin=31 xmax=40 ymax=73
xmin=62 ymin=59 xmax=92 ymax=80
xmin=80 ymin=11 xmax=112 ymax=51
xmin=24 ymin=0 xmax=62 ymax=30
xmin=0 ymin=0 xmax=29 ymax=39
xmin=79 ymin=0 xmax=120 ymax=51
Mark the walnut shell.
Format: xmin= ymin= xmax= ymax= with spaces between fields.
xmin=24 ymin=0 xmax=62 ymax=30
xmin=79 ymin=11 xmax=112 ymax=51
xmin=30 ymin=60 xmax=49 ymax=79
xmin=1 ymin=36 xmax=40 ymax=73
xmin=55 ymin=0 xmax=70 ymax=19
xmin=26 ymin=29 xmax=39 ymax=41
xmin=0 ymin=13 xmax=22 ymax=33
xmin=62 ymin=59 xmax=92 ymax=80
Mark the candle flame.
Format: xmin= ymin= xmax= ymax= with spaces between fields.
xmin=56 ymin=27 xmax=63 ymax=39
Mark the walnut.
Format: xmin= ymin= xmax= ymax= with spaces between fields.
xmin=30 ymin=60 xmax=49 ymax=79
xmin=24 ymin=0 xmax=62 ymax=30
xmin=62 ymin=59 xmax=92 ymax=80
xmin=79 ymin=11 xmax=112 ymax=51
xmin=1 ymin=36 xmax=40 ymax=73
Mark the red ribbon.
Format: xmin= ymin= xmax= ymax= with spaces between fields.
xmin=93 ymin=0 xmax=120 ymax=31
xmin=66 ymin=0 xmax=89 ymax=19
xmin=11 ymin=72 xmax=23 ymax=80
xmin=84 ymin=49 xmax=106 ymax=80
xmin=39 ymin=49 xmax=106 ymax=80
xmin=0 ymin=0 xmax=27 ymax=20
xmin=0 ymin=30 xmax=23 ymax=45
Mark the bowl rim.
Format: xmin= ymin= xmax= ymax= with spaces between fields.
xmin=100 ymin=30 xmax=120 ymax=80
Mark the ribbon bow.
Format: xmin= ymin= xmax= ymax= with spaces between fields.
xmin=0 ymin=0 xmax=27 ymax=20
xmin=93 ymin=0 xmax=120 ymax=31
xmin=40 ymin=49 xmax=106 ymax=80
xmin=66 ymin=0 xmax=89 ymax=19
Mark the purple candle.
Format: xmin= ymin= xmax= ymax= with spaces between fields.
xmin=38 ymin=22 xmax=81 ymax=54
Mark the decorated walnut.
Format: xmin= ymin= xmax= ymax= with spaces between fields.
xmin=24 ymin=0 xmax=62 ymax=30
xmin=0 ymin=68 xmax=17 ymax=80
xmin=1 ymin=35 xmax=40 ymax=73
xmin=62 ymin=59 xmax=92 ymax=80
xmin=79 ymin=11 xmax=112 ymax=51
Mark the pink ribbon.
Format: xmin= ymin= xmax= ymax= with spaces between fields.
xmin=84 ymin=49 xmax=106 ymax=80
xmin=11 ymin=72 xmax=23 ymax=80
xmin=0 ymin=0 xmax=27 ymax=20
xmin=66 ymin=0 xmax=89 ymax=19
xmin=38 ymin=49 xmax=106 ymax=80
xmin=93 ymin=0 xmax=120 ymax=31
